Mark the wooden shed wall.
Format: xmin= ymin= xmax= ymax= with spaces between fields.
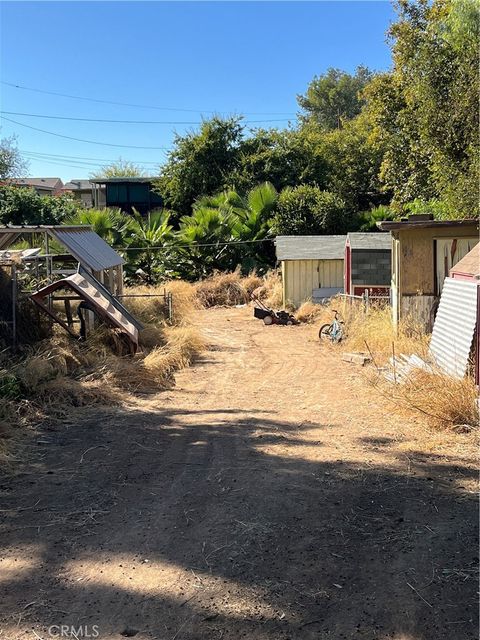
xmin=282 ymin=259 xmax=344 ymax=307
xmin=393 ymin=225 xmax=478 ymax=296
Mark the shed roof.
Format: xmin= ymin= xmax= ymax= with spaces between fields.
xmin=89 ymin=177 xmax=159 ymax=184
xmin=450 ymin=244 xmax=480 ymax=278
xmin=275 ymin=235 xmax=346 ymax=261
xmin=347 ymin=232 xmax=391 ymax=250
xmin=377 ymin=218 xmax=478 ymax=231
xmin=0 ymin=225 xmax=124 ymax=271
xmin=63 ymin=179 xmax=92 ymax=191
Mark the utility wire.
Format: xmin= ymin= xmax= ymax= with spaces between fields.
xmin=0 ymin=116 xmax=171 ymax=150
xmin=116 ymin=238 xmax=274 ymax=251
xmin=20 ymin=149 xmax=161 ymax=164
xmin=2 ymin=110 xmax=292 ymax=125
xmin=1 ymin=81 xmax=296 ymax=116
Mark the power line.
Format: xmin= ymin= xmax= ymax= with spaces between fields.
xmin=2 ymin=110 xmax=292 ymax=125
xmin=20 ymin=149 xmax=161 ymax=164
xmin=117 ymin=238 xmax=274 ymax=251
xmin=0 ymin=116 xmax=171 ymax=150
xmin=1 ymin=81 xmax=296 ymax=116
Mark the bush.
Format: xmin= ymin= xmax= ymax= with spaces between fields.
xmin=0 ymin=185 xmax=81 ymax=225
xmin=273 ymin=185 xmax=347 ymax=235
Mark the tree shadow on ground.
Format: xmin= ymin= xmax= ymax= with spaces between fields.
xmin=0 ymin=404 xmax=477 ymax=640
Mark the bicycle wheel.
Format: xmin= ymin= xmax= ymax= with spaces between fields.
xmin=319 ymin=323 xmax=332 ymax=341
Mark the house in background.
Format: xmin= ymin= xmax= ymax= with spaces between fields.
xmin=62 ymin=180 xmax=93 ymax=208
xmin=9 ymin=177 xmax=64 ymax=196
xmin=344 ymin=232 xmax=391 ymax=298
xmin=275 ymin=235 xmax=346 ymax=307
xmin=90 ymin=177 xmax=163 ymax=215
xmin=378 ymin=215 xmax=479 ymax=330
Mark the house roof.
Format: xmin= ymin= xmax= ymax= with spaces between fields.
xmin=377 ymin=218 xmax=479 ymax=231
xmin=275 ymin=235 xmax=346 ymax=261
xmin=0 ymin=225 xmax=124 ymax=271
xmin=12 ymin=178 xmax=63 ymax=190
xmin=63 ymin=180 xmax=92 ymax=191
xmin=347 ymin=232 xmax=391 ymax=250
xmin=450 ymin=243 xmax=480 ymax=278
xmin=89 ymin=177 xmax=159 ymax=184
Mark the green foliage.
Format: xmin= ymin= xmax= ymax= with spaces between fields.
xmin=356 ymin=205 xmax=397 ymax=231
xmin=273 ymin=185 xmax=347 ymax=236
xmin=0 ymin=136 xmax=28 ymax=180
xmin=0 ymin=373 xmax=22 ymax=400
xmin=404 ymin=198 xmax=451 ymax=220
xmin=320 ymin=112 xmax=387 ymax=213
xmin=66 ymin=207 xmax=132 ymax=245
xmin=297 ymin=66 xmax=374 ymax=129
xmin=232 ymin=127 xmax=328 ymax=193
xmin=0 ymin=185 xmax=82 ymax=225
xmin=178 ymin=182 xmax=278 ymax=277
xmin=90 ymin=158 xmax=147 ymax=178
xmin=154 ymin=117 xmax=243 ymax=218
xmin=123 ymin=209 xmax=176 ymax=283
xmin=365 ymin=0 xmax=479 ymax=217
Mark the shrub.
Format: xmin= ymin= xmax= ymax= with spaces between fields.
xmin=273 ymin=185 xmax=347 ymax=235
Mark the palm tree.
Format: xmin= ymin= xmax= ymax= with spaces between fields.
xmin=66 ymin=207 xmax=132 ymax=247
xmin=178 ymin=182 xmax=277 ymax=276
xmin=123 ymin=209 xmax=175 ymax=283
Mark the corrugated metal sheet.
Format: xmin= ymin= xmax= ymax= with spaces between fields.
xmin=347 ymin=232 xmax=391 ymax=250
xmin=276 ymin=235 xmax=346 ymax=261
xmin=50 ymin=228 xmax=124 ymax=271
xmin=429 ymin=277 xmax=478 ymax=378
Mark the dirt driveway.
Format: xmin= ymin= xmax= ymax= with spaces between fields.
xmin=0 ymin=308 xmax=478 ymax=640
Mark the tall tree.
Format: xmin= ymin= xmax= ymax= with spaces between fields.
xmin=365 ymin=0 xmax=479 ymax=216
xmin=154 ymin=117 xmax=244 ymax=219
xmin=297 ymin=66 xmax=374 ymax=130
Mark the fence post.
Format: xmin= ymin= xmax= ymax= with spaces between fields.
xmin=364 ymin=289 xmax=369 ymax=314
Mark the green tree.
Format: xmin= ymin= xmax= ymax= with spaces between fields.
xmin=90 ymin=158 xmax=148 ymax=179
xmin=297 ymin=66 xmax=374 ymax=129
xmin=155 ymin=117 xmax=244 ymax=218
xmin=273 ymin=185 xmax=347 ymax=235
xmin=232 ymin=127 xmax=328 ymax=193
xmin=320 ymin=112 xmax=387 ymax=214
xmin=365 ymin=0 xmax=479 ymax=216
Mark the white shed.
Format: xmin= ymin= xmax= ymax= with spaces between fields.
xmin=275 ymin=235 xmax=346 ymax=307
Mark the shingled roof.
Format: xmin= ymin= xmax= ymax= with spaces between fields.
xmin=275 ymin=235 xmax=346 ymax=261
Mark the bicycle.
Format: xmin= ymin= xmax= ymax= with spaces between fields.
xmin=318 ymin=309 xmax=344 ymax=343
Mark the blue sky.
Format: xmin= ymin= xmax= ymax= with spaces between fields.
xmin=0 ymin=1 xmax=396 ymax=181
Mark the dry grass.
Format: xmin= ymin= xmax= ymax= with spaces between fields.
xmin=294 ymin=300 xmax=324 ymax=324
xmin=195 ymin=268 xmax=263 ymax=308
xmin=1 ymin=281 xmax=206 ymax=463
xmin=373 ymin=368 xmax=479 ymax=430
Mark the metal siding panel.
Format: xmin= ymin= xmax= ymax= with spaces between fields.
xmin=429 ymin=278 xmax=478 ymax=378
xmin=50 ymin=229 xmax=124 ymax=271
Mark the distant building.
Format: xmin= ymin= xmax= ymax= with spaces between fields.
xmin=62 ymin=180 xmax=94 ymax=208
xmin=9 ymin=177 xmax=64 ymax=196
xmin=90 ymin=177 xmax=163 ymax=215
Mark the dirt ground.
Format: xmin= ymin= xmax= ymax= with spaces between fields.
xmin=0 ymin=307 xmax=478 ymax=640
